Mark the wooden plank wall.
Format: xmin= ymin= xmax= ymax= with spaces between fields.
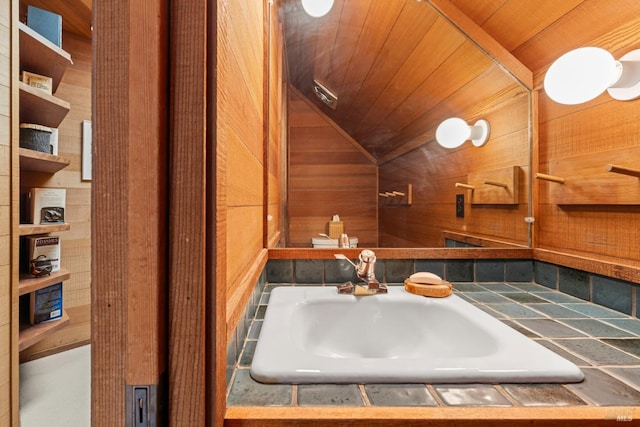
xmin=19 ymin=31 xmax=92 ymax=361
xmin=534 ymin=22 xmax=640 ymax=269
xmin=287 ymin=88 xmax=378 ymax=247
xmin=451 ymin=0 xmax=640 ymax=273
xmin=266 ymin=7 xmax=284 ymax=247
xmin=219 ymin=0 xmax=268 ymax=332
xmin=0 ymin=0 xmax=16 ymax=424
xmin=378 ymin=88 xmax=530 ymax=247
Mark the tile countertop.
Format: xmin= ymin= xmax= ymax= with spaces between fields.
xmin=226 ymin=282 xmax=640 ymax=420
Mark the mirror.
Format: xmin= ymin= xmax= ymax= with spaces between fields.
xmin=275 ymin=0 xmax=531 ymax=249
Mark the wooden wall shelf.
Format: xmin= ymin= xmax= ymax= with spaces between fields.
xmin=19 ymin=310 xmax=70 ymax=352
xmin=18 ymin=22 xmax=72 ymax=92
xmin=19 ymin=82 xmax=71 ymax=128
xmin=19 ymin=148 xmax=71 ymax=173
xmin=19 ymin=223 xmax=70 ymax=236
xmin=544 ymin=147 xmax=640 ymax=205
xmin=19 ymin=268 xmax=71 ymax=296
xmin=469 ymin=166 xmax=519 ymax=205
xmin=379 ymin=184 xmax=412 ymax=206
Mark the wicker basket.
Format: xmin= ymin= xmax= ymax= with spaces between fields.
xmin=20 ymin=123 xmax=52 ymax=153
xmin=328 ymin=221 xmax=344 ymax=239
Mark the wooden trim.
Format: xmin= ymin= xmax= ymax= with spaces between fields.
xmin=208 ymin=1 xmax=225 ymax=426
xmin=268 ymin=247 xmax=533 ymax=260
xmin=533 ymin=249 xmax=640 ymax=284
xmin=92 ymin=0 xmax=169 ymax=425
xmin=530 ymin=90 xmax=539 ymax=248
xmin=226 ymin=249 xmax=268 ymax=342
xmin=10 ymin=0 xmax=20 ymax=424
xmin=225 ymin=406 xmax=637 ymax=426
xmin=288 ymin=85 xmax=378 ymax=166
xmin=167 ymin=0 xmax=212 ymax=424
xmin=263 ymin=0 xmax=271 ymax=248
xmin=426 ymin=0 xmax=533 ymax=90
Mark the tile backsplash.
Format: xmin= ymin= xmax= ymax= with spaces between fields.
xmin=264 ymin=258 xmax=637 ymax=319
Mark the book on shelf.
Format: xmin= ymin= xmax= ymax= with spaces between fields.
xmin=26 ymin=5 xmax=62 ymax=48
xmin=27 ymin=235 xmax=61 ymax=276
xmin=22 ymin=70 xmax=53 ymax=95
xmin=27 ymin=188 xmax=66 ymax=225
xmin=30 ymin=282 xmax=63 ymax=325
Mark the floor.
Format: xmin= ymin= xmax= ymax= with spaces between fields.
xmin=227 ymin=282 xmax=640 ymax=409
xmin=19 ymin=344 xmax=91 ymax=427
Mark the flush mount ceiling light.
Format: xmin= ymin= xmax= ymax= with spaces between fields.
xmin=435 ymin=118 xmax=490 ymax=148
xmin=301 ymin=0 xmax=334 ymax=17
xmin=544 ymin=47 xmax=640 ymax=105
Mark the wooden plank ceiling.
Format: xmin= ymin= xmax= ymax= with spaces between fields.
xmin=279 ymin=0 xmax=640 ymax=162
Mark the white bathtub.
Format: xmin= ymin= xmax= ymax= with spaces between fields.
xmin=250 ymin=286 xmax=584 ymax=384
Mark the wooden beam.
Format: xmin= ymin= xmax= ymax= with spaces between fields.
xmin=92 ymin=0 xmax=169 ymax=425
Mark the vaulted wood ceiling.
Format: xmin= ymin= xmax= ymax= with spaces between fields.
xmin=279 ymin=0 xmax=640 ymax=162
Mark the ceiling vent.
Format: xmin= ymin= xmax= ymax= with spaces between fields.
xmin=313 ymin=80 xmax=338 ymax=110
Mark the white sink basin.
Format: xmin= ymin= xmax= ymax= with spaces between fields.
xmin=250 ymin=286 xmax=584 ymax=384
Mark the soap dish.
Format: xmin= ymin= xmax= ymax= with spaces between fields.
xmin=404 ymin=279 xmax=452 ymax=298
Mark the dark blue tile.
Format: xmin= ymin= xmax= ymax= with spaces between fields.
xmin=534 ymin=261 xmax=557 ymax=289
xmin=415 ymin=260 xmax=445 ymax=278
xmin=297 ymin=384 xmax=363 ymax=406
xmin=446 ymin=260 xmax=474 ymax=282
xmin=385 ymin=259 xmax=413 ymax=283
xmin=476 ymin=260 xmax=505 ymax=282
xmin=592 ymin=274 xmax=633 ymax=315
xmin=505 ymin=259 xmax=533 ymax=282
xmin=365 ymin=384 xmax=437 ymax=406
xmin=294 ymin=259 xmax=324 ymax=283
xmin=266 ymin=259 xmax=293 ymax=283
xmin=558 ymin=267 xmax=590 ymax=301
xmin=227 ymin=369 xmax=292 ymax=406
xmin=239 ymin=340 xmax=257 ymax=366
xmin=325 ymin=259 xmax=357 ymax=283
xmin=566 ymin=368 xmax=640 ymax=406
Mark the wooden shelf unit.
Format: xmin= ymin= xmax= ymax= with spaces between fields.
xmin=18 ymin=311 xmax=71 ymax=352
xmin=19 ymin=223 xmax=70 ymax=236
xmin=19 ymin=147 xmax=71 ymax=173
xmin=18 ymin=22 xmax=72 ymax=92
xmin=16 ymin=15 xmax=73 ymax=355
xmin=19 ymin=81 xmax=71 ymax=128
xmin=19 ymin=268 xmax=71 ymax=296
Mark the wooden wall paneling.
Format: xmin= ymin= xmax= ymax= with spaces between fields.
xmin=511 ymin=0 xmax=640 ymax=79
xmin=339 ymin=2 xmax=438 ymax=128
xmin=4 ymin=0 xmax=19 ymax=424
xmin=287 ymin=88 xmax=377 ymax=248
xmin=93 ymin=0 xmax=169 ymax=425
xmin=378 ymin=89 xmax=530 ymax=247
xmin=219 ymin=0 xmax=266 ymax=337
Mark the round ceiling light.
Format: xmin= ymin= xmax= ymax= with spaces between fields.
xmin=301 ymin=0 xmax=334 ymax=18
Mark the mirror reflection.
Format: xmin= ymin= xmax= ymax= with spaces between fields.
xmin=277 ymin=0 xmax=531 ymax=249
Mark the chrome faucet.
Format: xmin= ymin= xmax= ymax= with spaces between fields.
xmin=336 ymin=249 xmax=388 ymax=295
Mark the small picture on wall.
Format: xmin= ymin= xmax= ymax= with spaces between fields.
xmin=82 ymin=120 xmax=92 ymax=181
